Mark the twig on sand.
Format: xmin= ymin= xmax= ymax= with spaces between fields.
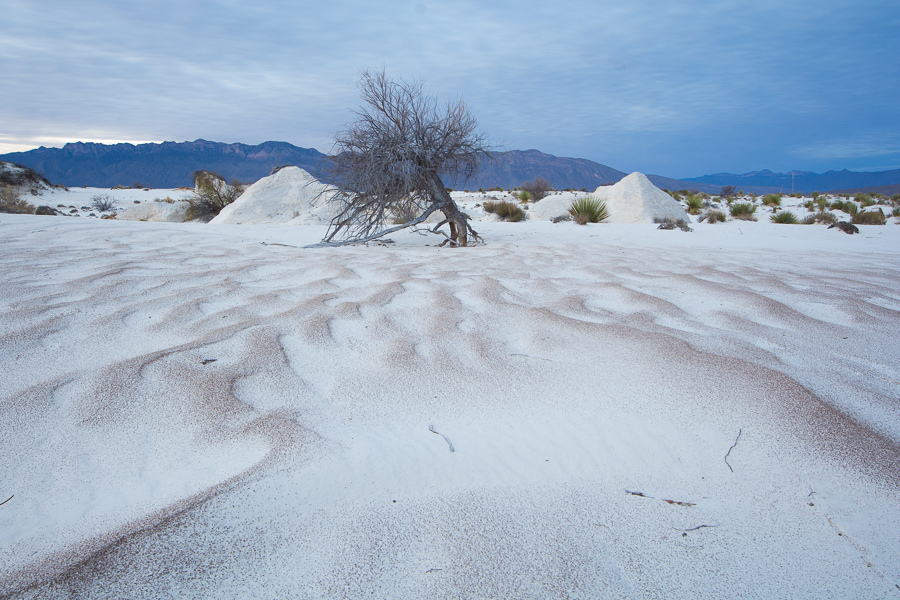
xmin=261 ymin=242 xmax=298 ymax=248
xmin=425 ymin=568 xmax=443 ymax=573
xmin=676 ymin=524 xmax=718 ymax=532
xmin=509 ymin=353 xmax=553 ymax=362
xmin=724 ymin=428 xmax=742 ymax=473
xmin=201 ymin=358 xmax=217 ymax=365
xmin=626 ymin=490 xmax=652 ymax=498
xmin=429 ymin=425 xmax=455 ymax=452
xmin=0 ymin=495 xmax=13 ymax=507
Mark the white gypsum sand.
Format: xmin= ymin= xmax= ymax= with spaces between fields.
xmin=0 ymin=212 xmax=898 ymax=598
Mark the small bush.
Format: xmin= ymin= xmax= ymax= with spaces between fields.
xmin=186 ymin=170 xmax=245 ymax=222
xmin=0 ymin=184 xmax=35 ymax=214
xmin=762 ymin=194 xmax=782 ymax=206
xmin=771 ymin=211 xmax=799 ymax=224
xmin=520 ymin=177 xmax=552 ymax=202
xmin=803 ymin=200 xmax=816 ymax=211
xmin=852 ymin=210 xmax=886 ymax=225
xmin=892 ymin=206 xmax=900 ymax=217
xmin=551 ymin=214 xmax=572 ymax=223
xmin=684 ymin=195 xmax=704 ymax=214
xmin=720 ymin=185 xmax=737 ymax=198
xmin=568 ymin=196 xmax=610 ymax=225
xmin=815 ymin=211 xmax=838 ymax=224
xmin=91 ymin=194 xmax=117 ymax=212
xmin=816 ymin=197 xmax=828 ymax=211
xmin=483 ymin=200 xmax=525 ymax=222
xmin=730 ymin=202 xmax=757 ymax=220
xmin=517 ymin=190 xmax=532 ymax=202
xmin=800 ymin=214 xmax=817 ymax=224
xmin=654 ymin=216 xmax=693 ymax=232
xmin=829 ymin=200 xmax=859 ymax=215
xmin=855 ymin=194 xmax=874 ymax=207
xmin=704 ymin=209 xmax=727 ymax=224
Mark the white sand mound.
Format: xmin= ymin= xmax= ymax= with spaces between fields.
xmin=597 ymin=172 xmax=690 ymax=224
xmin=117 ymin=201 xmax=190 ymax=222
xmin=211 ymin=166 xmax=337 ymax=225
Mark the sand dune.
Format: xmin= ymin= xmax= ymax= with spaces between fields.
xmin=1 ymin=214 xmax=898 ymax=598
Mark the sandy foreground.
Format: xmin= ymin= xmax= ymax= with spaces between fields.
xmin=1 ymin=212 xmax=899 ymax=598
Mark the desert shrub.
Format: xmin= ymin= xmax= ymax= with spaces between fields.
xmin=517 ymin=190 xmax=532 ymax=202
xmin=855 ymin=193 xmax=874 ymax=207
xmin=729 ymin=202 xmax=757 ymax=220
xmin=771 ymin=211 xmax=799 ymax=224
xmin=811 ymin=191 xmax=821 ymax=199
xmin=35 ymin=205 xmax=58 ymax=215
xmin=800 ymin=214 xmax=817 ymax=224
xmin=762 ymin=194 xmax=782 ymax=206
xmin=891 ymin=194 xmax=900 ymax=205
xmin=852 ymin=209 xmax=886 ymax=225
xmin=892 ymin=206 xmax=900 ymax=217
xmin=186 ymin=171 xmax=245 ymax=222
xmin=831 ymin=200 xmax=858 ymax=215
xmin=520 ymin=177 xmax=552 ymax=201
xmin=815 ymin=211 xmax=838 ymax=224
xmin=666 ymin=189 xmax=682 ymax=200
xmin=816 ymin=197 xmax=828 ymax=211
xmin=91 ymin=194 xmax=117 ymax=212
xmin=551 ymin=214 xmax=572 ymax=223
xmin=568 ymin=196 xmax=609 ymax=225
xmin=684 ymin=195 xmax=704 ymax=214
xmin=704 ymin=209 xmax=728 ymax=223
xmin=0 ymin=184 xmax=35 ymax=214
xmin=483 ymin=200 xmax=525 ymax=222
xmin=654 ymin=216 xmax=693 ymax=231
xmin=720 ymin=185 xmax=737 ymax=198
xmin=803 ymin=200 xmax=816 ymax=211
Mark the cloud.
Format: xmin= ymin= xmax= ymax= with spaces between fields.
xmin=1 ymin=0 xmax=898 ymax=176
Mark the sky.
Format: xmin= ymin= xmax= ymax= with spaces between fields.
xmin=1 ymin=0 xmax=898 ymax=178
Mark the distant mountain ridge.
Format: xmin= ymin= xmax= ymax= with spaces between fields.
xmin=0 ymin=140 xmax=324 ymax=188
xmin=0 ymin=139 xmax=720 ymax=193
xmin=684 ymin=168 xmax=900 ymax=193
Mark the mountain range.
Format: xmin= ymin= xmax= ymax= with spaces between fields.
xmin=2 ymin=140 xmax=898 ymax=194
xmin=0 ymin=140 xmax=720 ymax=193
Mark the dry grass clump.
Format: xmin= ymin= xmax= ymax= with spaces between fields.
xmin=771 ymin=211 xmax=799 ymax=224
xmin=852 ymin=209 xmax=886 ymax=225
xmin=483 ymin=200 xmax=525 ymax=222
xmin=700 ymin=209 xmax=727 ymax=223
xmin=0 ymin=184 xmax=35 ymax=214
xmin=568 ymin=196 xmax=609 ymax=224
xmin=729 ymin=202 xmax=757 ymax=220
xmin=91 ymin=194 xmax=117 ymax=212
xmin=762 ymin=194 xmax=782 ymax=206
xmin=654 ymin=216 xmax=693 ymax=231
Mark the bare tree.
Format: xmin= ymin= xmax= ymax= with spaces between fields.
xmin=318 ymin=70 xmax=491 ymax=247
xmin=520 ymin=177 xmax=552 ymax=201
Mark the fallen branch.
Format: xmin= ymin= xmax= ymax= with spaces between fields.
xmin=625 ymin=490 xmax=651 ymax=498
xmin=724 ymin=428 xmax=742 ymax=473
xmin=662 ymin=499 xmax=696 ymax=506
xmin=0 ymin=495 xmax=12 ymax=507
xmin=429 ymin=425 xmax=455 ymax=452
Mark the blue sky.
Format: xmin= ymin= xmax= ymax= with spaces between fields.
xmin=1 ymin=0 xmax=897 ymax=178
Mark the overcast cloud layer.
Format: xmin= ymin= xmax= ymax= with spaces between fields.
xmin=1 ymin=0 xmax=897 ymax=177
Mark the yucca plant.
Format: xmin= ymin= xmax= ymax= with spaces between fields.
xmin=771 ymin=211 xmax=799 ymax=224
xmin=568 ymin=196 xmax=610 ymax=225
xmin=729 ymin=202 xmax=757 ymax=220
xmin=684 ymin=195 xmax=704 ymax=214
xmin=762 ymin=194 xmax=782 ymax=206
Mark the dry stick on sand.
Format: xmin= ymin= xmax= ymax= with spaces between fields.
xmin=725 ymin=428 xmax=742 ymax=472
xmin=429 ymin=425 xmax=455 ymax=452
xmin=0 ymin=495 xmax=13 ymax=507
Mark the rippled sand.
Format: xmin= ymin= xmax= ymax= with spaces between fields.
xmin=1 ymin=215 xmax=898 ymax=598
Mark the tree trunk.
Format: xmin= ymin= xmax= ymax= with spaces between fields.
xmin=430 ymin=174 xmax=469 ymax=246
